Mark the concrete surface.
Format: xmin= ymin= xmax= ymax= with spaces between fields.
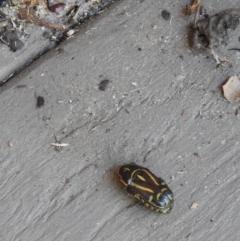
xmin=1 ymin=0 xmax=240 ymax=240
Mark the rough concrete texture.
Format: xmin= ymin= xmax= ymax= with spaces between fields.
xmin=1 ymin=0 xmax=240 ymax=240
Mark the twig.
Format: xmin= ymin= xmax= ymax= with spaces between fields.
xmin=0 ymin=36 xmax=9 ymax=45
xmin=18 ymin=7 xmax=69 ymax=30
xmin=50 ymin=143 xmax=69 ymax=147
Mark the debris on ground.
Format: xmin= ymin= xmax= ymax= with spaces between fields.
xmin=193 ymin=152 xmax=199 ymax=157
xmin=161 ymin=10 xmax=170 ymax=20
xmin=190 ymin=202 xmax=198 ymax=209
xmin=184 ymin=0 xmax=240 ymax=64
xmin=18 ymin=7 xmax=69 ymax=30
xmin=0 ymin=26 xmax=24 ymax=51
xmin=182 ymin=0 xmax=200 ymax=16
xmin=99 ymin=79 xmax=110 ymax=91
xmin=8 ymin=141 xmax=13 ymax=147
xmin=50 ymin=143 xmax=69 ymax=147
xmin=0 ymin=0 xmax=113 ymax=51
xmin=222 ymin=75 xmax=240 ymax=103
xmin=36 ymin=96 xmax=45 ymax=108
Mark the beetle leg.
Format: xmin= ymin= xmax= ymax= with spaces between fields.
xmin=125 ymin=185 xmax=139 ymax=196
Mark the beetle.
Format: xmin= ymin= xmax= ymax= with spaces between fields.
xmin=118 ymin=163 xmax=173 ymax=213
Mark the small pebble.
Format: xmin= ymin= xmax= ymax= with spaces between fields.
xmin=67 ymin=29 xmax=75 ymax=37
xmin=190 ymin=202 xmax=198 ymax=209
xmin=99 ymin=79 xmax=110 ymax=91
xmin=8 ymin=141 xmax=13 ymax=147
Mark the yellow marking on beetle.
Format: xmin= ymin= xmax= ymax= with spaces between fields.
xmin=161 ymin=188 xmax=168 ymax=192
xmin=118 ymin=176 xmax=128 ymax=187
xmin=168 ymin=195 xmax=173 ymax=200
xmin=141 ymin=169 xmax=159 ymax=186
xmin=161 ymin=182 xmax=166 ymax=185
xmin=130 ymin=168 xmax=141 ymax=179
xmin=137 ymin=174 xmax=146 ymax=182
xmin=148 ymin=195 xmax=153 ymax=202
xmin=130 ymin=182 xmax=154 ymax=193
xmin=162 ymin=209 xmax=169 ymax=214
xmin=124 ymin=167 xmax=131 ymax=171
xmin=164 ymin=199 xmax=169 ymax=206
xmin=156 ymin=193 xmax=162 ymax=200
xmin=133 ymin=194 xmax=140 ymax=200
xmin=145 ymin=203 xmax=149 ymax=207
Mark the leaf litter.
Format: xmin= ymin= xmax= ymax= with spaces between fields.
xmin=222 ymin=75 xmax=240 ymax=103
xmin=184 ymin=1 xmax=240 ymax=103
xmin=0 ymin=0 xmax=114 ymax=51
xmin=185 ymin=0 xmax=240 ymax=64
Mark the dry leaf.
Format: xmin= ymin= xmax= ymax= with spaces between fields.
xmin=223 ymin=76 xmax=240 ymax=103
xmin=18 ymin=7 xmax=69 ymax=30
xmin=182 ymin=0 xmax=200 ymax=16
xmin=19 ymin=0 xmax=47 ymax=7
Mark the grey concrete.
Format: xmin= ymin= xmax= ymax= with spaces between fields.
xmin=1 ymin=0 xmax=240 ymax=240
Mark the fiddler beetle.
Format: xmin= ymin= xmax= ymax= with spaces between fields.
xmin=118 ymin=163 xmax=173 ymax=213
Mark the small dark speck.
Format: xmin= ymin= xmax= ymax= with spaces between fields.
xmin=180 ymin=183 xmax=184 ymax=186
xmin=99 ymin=79 xmax=110 ymax=91
xmin=238 ymin=36 xmax=240 ymax=42
xmin=36 ymin=96 xmax=45 ymax=108
xmin=193 ymin=152 xmax=199 ymax=157
xmin=186 ymin=233 xmax=191 ymax=239
xmin=162 ymin=10 xmax=170 ymax=20
xmin=138 ymin=47 xmax=142 ymax=51
xmin=55 ymin=47 xmax=64 ymax=53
